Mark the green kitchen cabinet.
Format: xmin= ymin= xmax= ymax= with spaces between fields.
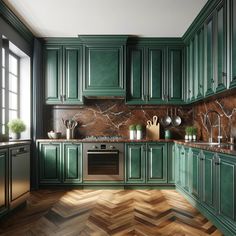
xmin=44 ymin=44 xmax=83 ymax=105
xmin=0 ymin=149 xmax=8 ymax=217
xmin=146 ymin=143 xmax=167 ymax=183
xmin=217 ymin=153 xmax=236 ymax=222
xmin=126 ymin=46 xmax=146 ymax=104
xmin=81 ymin=36 xmax=127 ymax=96
xmin=205 ymin=15 xmax=215 ymax=97
xmin=44 ymin=45 xmax=63 ymax=104
xmin=193 ymin=34 xmax=199 ymax=100
xmin=63 ymin=46 xmax=83 ymax=104
xmin=167 ymin=47 xmax=184 ymax=104
xmin=62 ymin=143 xmax=82 ymax=184
xmin=126 ymin=143 xmax=145 ymax=183
xmin=229 ymin=0 xmax=236 ymax=88
xmin=182 ymin=146 xmax=190 ymax=192
xmin=168 ymin=143 xmax=175 ymax=184
xmin=175 ymin=144 xmax=181 ymax=186
xmin=39 ymin=143 xmax=61 ymax=184
xmin=197 ymin=27 xmax=204 ymax=99
xmin=215 ymin=0 xmax=227 ymax=93
xmin=186 ymin=44 xmax=191 ymax=103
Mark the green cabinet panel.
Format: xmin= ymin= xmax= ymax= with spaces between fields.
xmin=193 ymin=35 xmax=198 ymax=100
xmin=183 ymin=147 xmax=190 ymax=192
xmin=191 ymin=148 xmax=201 ymax=200
xmin=168 ymin=47 xmax=184 ymax=103
xmin=39 ymin=143 xmax=61 ymax=183
xmin=215 ymin=1 xmax=227 ymax=93
xmin=63 ymin=144 xmax=82 ymax=184
xmin=126 ymin=47 xmax=145 ymax=103
xmin=126 ymin=144 xmax=145 ymax=183
xmin=0 ymin=149 xmax=8 ymax=216
xmin=218 ymin=153 xmax=236 ymax=221
xmin=146 ymin=143 xmax=167 ymax=183
xmin=44 ymin=46 xmax=62 ymax=104
xmin=168 ymin=143 xmax=175 ymax=183
xmin=202 ymin=151 xmax=216 ymax=211
xmin=175 ymin=144 xmax=181 ymax=186
xmin=189 ymin=40 xmax=194 ymax=101
xmin=148 ymin=47 xmax=165 ymax=103
xmin=197 ymin=27 xmax=204 ymax=99
xmin=63 ymin=46 xmax=83 ymax=104
xmin=230 ymin=0 xmax=236 ymax=88
xmin=205 ymin=16 xmax=215 ymax=96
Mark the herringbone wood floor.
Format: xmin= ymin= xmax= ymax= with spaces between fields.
xmin=0 ymin=189 xmax=222 ymax=236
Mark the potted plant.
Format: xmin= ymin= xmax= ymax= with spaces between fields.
xmin=185 ymin=126 xmax=192 ymax=141
xmin=192 ymin=126 xmax=197 ymax=141
xmin=129 ymin=124 xmax=136 ymax=140
xmin=7 ymin=119 xmax=26 ymax=139
xmin=136 ymin=124 xmax=143 ymax=140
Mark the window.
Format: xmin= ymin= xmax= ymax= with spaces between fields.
xmin=0 ymin=37 xmax=30 ymax=139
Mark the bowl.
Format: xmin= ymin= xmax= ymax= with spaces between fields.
xmin=48 ymin=131 xmax=61 ymax=139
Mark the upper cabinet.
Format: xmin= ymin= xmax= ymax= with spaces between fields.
xmin=44 ymin=42 xmax=83 ymax=105
xmin=80 ymin=36 xmax=127 ymax=97
xmin=126 ymin=41 xmax=184 ymax=105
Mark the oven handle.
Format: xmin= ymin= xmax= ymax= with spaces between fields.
xmin=87 ymin=151 xmax=119 ymax=155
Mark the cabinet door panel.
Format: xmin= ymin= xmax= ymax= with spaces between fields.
xmin=64 ymin=46 xmax=83 ymax=104
xmin=44 ymin=46 xmax=62 ymax=104
xmin=39 ymin=143 xmax=61 ymax=183
xmin=168 ymin=48 xmax=184 ymax=103
xmin=193 ymin=35 xmax=198 ymax=100
xmin=147 ymin=143 xmax=167 ymax=183
xmin=175 ymin=145 xmax=181 ymax=186
xmin=148 ymin=48 xmax=165 ymax=103
xmin=126 ymin=144 xmax=145 ymax=183
xmin=63 ymin=144 xmax=82 ymax=183
xmin=218 ymin=154 xmax=236 ymax=221
xmin=168 ymin=143 xmax=175 ymax=184
xmin=197 ymin=27 xmax=204 ymax=99
xmin=126 ymin=47 xmax=145 ymax=104
xmin=216 ymin=1 xmax=227 ymax=92
xmin=191 ymin=149 xmax=201 ymax=200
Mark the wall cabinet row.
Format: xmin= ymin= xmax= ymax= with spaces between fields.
xmin=175 ymin=144 xmax=236 ymax=235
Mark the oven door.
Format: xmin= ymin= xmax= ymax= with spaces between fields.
xmin=84 ymin=149 xmax=124 ymax=181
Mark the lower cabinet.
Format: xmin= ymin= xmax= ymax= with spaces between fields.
xmin=0 ymin=149 xmax=8 ymax=217
xmin=125 ymin=142 xmax=167 ymax=184
xmin=39 ymin=142 xmax=82 ymax=185
xmin=176 ymin=145 xmax=236 ymax=236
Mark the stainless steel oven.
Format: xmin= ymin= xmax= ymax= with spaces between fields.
xmin=83 ymin=143 xmax=124 ymax=181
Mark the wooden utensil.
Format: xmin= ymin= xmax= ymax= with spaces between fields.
xmin=146 ymin=116 xmax=160 ymax=140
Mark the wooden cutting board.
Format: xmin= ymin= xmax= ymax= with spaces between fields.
xmin=146 ymin=123 xmax=160 ymax=140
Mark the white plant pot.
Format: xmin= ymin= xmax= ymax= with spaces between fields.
xmin=129 ymin=130 xmax=136 ymax=140
xmin=12 ymin=133 xmax=20 ymax=140
xmin=193 ymin=134 xmax=197 ymax=141
xmin=185 ymin=135 xmax=189 ymax=141
xmin=136 ymin=130 xmax=142 ymax=140
xmin=188 ymin=135 xmax=193 ymax=141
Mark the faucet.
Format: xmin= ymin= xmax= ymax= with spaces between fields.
xmin=204 ymin=110 xmax=222 ymax=143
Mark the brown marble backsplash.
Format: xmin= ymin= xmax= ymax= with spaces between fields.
xmin=192 ymin=93 xmax=236 ymax=142
xmin=43 ymin=99 xmax=193 ymax=139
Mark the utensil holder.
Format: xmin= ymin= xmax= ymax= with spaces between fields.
xmin=66 ymin=128 xmax=74 ymax=140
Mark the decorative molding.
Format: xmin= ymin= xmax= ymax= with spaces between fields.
xmin=0 ymin=0 xmax=34 ymax=44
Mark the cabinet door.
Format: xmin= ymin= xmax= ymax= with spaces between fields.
xmin=193 ymin=35 xmax=199 ymax=101
xmin=146 ymin=143 xmax=167 ymax=183
xmin=126 ymin=46 xmax=145 ymax=104
xmin=183 ymin=147 xmax=190 ymax=192
xmin=39 ymin=143 xmax=61 ymax=184
xmin=197 ymin=27 xmax=204 ymax=99
xmin=191 ymin=149 xmax=201 ymax=200
xmin=147 ymin=47 xmax=165 ymax=104
xmin=215 ymin=0 xmax=227 ymax=93
xmin=229 ymin=0 xmax=236 ymax=88
xmin=205 ymin=16 xmax=215 ymax=96
xmin=0 ymin=149 xmax=8 ymax=216
xmin=83 ymin=45 xmax=125 ymax=96
xmin=218 ymin=153 xmax=236 ymax=221
xmin=167 ymin=47 xmax=184 ymax=104
xmin=44 ymin=45 xmax=63 ymax=104
xmin=186 ymin=44 xmax=191 ymax=103
xmin=189 ymin=40 xmax=194 ymax=101
xmin=63 ymin=46 xmax=83 ymax=104
xmin=63 ymin=143 xmax=82 ymax=184
xmin=126 ymin=144 xmax=145 ymax=183
xmin=168 ymin=143 xmax=175 ymax=184
xmin=175 ymin=145 xmax=181 ymax=186
xmin=202 ymin=151 xmax=216 ymax=211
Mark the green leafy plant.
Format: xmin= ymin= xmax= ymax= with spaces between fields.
xmin=129 ymin=124 xmax=136 ymax=130
xmin=136 ymin=124 xmax=143 ymax=130
xmin=192 ymin=126 xmax=197 ymax=135
xmin=185 ymin=126 xmax=192 ymax=135
xmin=7 ymin=119 xmax=26 ymax=134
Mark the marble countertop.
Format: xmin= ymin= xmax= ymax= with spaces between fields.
xmin=36 ymin=138 xmax=236 ymax=156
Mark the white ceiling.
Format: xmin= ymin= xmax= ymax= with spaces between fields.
xmin=3 ymin=0 xmax=208 ymax=38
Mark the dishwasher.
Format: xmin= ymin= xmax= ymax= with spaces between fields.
xmin=9 ymin=145 xmax=30 ymax=209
